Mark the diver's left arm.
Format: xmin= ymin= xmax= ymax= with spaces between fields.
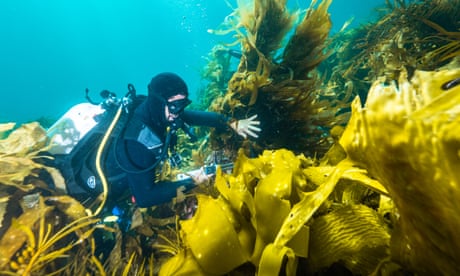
xmin=182 ymin=110 xmax=261 ymax=138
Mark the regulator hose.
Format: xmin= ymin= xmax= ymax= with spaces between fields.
xmin=93 ymin=104 xmax=124 ymax=216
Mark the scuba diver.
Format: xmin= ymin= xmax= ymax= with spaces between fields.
xmin=48 ymin=72 xmax=260 ymax=211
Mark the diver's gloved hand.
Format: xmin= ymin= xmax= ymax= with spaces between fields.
xmin=230 ymin=114 xmax=261 ymax=139
xmin=191 ymin=167 xmax=211 ymax=185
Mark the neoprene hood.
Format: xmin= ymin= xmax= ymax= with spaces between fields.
xmin=147 ymin=72 xmax=189 ymax=100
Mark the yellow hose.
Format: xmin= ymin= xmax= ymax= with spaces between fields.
xmin=93 ymin=105 xmax=123 ymax=216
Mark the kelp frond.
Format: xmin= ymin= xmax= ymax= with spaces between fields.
xmin=206 ymin=0 xmax=344 ymax=157
xmin=419 ymin=18 xmax=460 ymax=62
xmin=159 ymin=148 xmax=393 ymax=275
xmin=282 ymin=0 xmax=333 ymax=79
xmin=0 ymin=122 xmax=66 ymax=193
xmin=154 ymin=233 xmax=181 ymax=256
xmin=23 ymin=217 xmax=99 ymax=274
xmin=319 ymin=0 xmax=460 ymax=115
xmin=307 ymin=204 xmax=390 ymax=274
xmin=0 ymin=122 xmax=47 ymax=157
xmin=0 ymin=195 xmax=100 ymax=274
xmin=340 ymin=69 xmax=460 ymax=275
xmin=153 ymin=223 xmax=182 ymax=257
xmin=253 ymin=0 xmax=298 ymax=57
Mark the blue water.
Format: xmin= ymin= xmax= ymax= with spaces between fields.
xmin=0 ymin=0 xmax=384 ymax=124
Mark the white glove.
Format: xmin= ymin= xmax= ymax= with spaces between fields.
xmin=191 ymin=167 xmax=211 ymax=185
xmin=176 ymin=167 xmax=210 ymax=185
xmin=230 ymin=114 xmax=261 ymax=138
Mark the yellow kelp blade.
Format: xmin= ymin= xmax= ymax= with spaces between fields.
xmin=45 ymin=195 xmax=89 ymax=221
xmin=256 ymin=163 xmax=349 ymax=275
xmin=0 ymin=204 xmax=53 ymax=269
xmin=0 ymin=123 xmax=15 ymax=139
xmin=250 ymin=168 xmax=293 ymax=264
xmin=274 ymin=164 xmax=349 ymax=247
xmin=216 ymin=157 xmax=256 ymax=213
xmin=254 ymin=169 xmax=292 ymax=245
xmin=341 ymin=167 xmax=389 ymax=196
xmin=177 ymin=195 xmax=250 ymax=275
xmin=0 ymin=156 xmax=38 ymax=191
xmin=307 ymin=204 xmax=390 ymax=274
xmin=159 ymin=248 xmax=207 ymax=276
xmin=340 ymin=69 xmax=460 ymax=275
xmin=0 ymin=122 xmax=48 ymax=157
xmin=258 ymin=244 xmax=297 ymax=276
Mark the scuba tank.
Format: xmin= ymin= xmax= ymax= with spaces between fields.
xmin=47 ymin=85 xmax=141 ymax=215
xmin=47 ymin=88 xmax=130 ymax=155
xmin=46 ymin=102 xmax=105 ymax=155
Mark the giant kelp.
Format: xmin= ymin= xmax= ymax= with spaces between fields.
xmin=159 ymin=149 xmax=392 ymax=275
xmin=281 ymin=0 xmax=332 ymax=79
xmin=207 ymin=0 xmax=349 ymax=158
xmin=0 ymin=123 xmax=100 ymax=274
xmin=159 ymin=66 xmax=460 ymax=274
xmin=172 ymin=0 xmax=460 ymax=274
xmin=340 ymin=68 xmax=460 ymax=275
xmin=1 ymin=0 xmax=460 ymax=274
xmin=321 ymin=0 xmax=460 ymax=103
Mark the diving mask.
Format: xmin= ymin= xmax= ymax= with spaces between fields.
xmin=167 ymin=98 xmax=191 ymax=116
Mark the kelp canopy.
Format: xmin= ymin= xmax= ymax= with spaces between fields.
xmin=322 ymin=0 xmax=460 ymax=103
xmin=202 ymin=0 xmax=460 ymax=159
xmin=1 ymin=0 xmax=460 ymax=275
xmin=203 ymin=0 xmax=350 ymax=158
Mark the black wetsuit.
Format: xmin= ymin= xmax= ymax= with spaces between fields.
xmin=108 ymin=98 xmax=229 ymax=207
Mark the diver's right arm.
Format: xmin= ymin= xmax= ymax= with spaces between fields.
xmin=121 ymin=138 xmax=195 ymax=208
xmin=127 ymin=170 xmax=195 ymax=207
